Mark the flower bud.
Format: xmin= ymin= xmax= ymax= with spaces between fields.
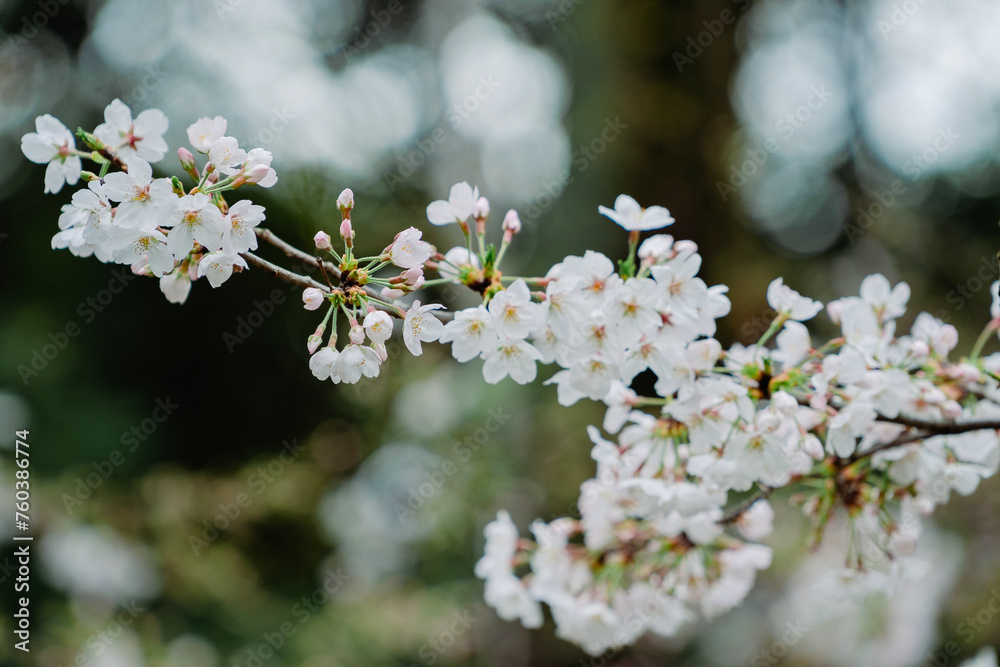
xmin=307 ymin=334 xmax=322 ymax=354
xmin=314 ymin=231 xmax=332 ymax=250
xmin=302 ymin=287 xmax=324 ymax=311
xmin=474 ymin=196 xmax=490 ymax=221
xmin=826 ymin=300 xmax=844 ymax=325
xmin=374 ymin=342 xmax=388 ymax=362
xmin=502 ymin=209 xmax=521 ymax=234
xmin=673 ymin=240 xmax=698 ymax=255
xmin=402 ymin=267 xmax=423 ymax=286
xmin=381 ymin=286 xmax=405 ymax=300
xmin=243 ymin=164 xmax=271 ymax=184
xmin=941 ymin=400 xmax=963 ymax=419
xmin=340 ymin=219 xmax=354 ymax=248
xmin=177 ymin=147 xmax=196 ymax=171
xmin=910 ymin=340 xmax=930 ymax=357
xmin=337 ymin=188 xmax=354 ymax=212
xmin=802 ymin=434 xmax=824 ymax=459
xmin=349 ymin=321 xmax=365 ymax=345
xmin=772 ymin=390 xmax=798 ymax=416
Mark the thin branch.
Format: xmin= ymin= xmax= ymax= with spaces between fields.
xmin=875 ymin=413 xmax=1000 ymax=435
xmin=241 ymin=252 xmax=329 ymax=292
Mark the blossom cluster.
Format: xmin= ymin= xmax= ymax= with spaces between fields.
xmin=23 ymin=102 xmax=1000 ymax=657
xmin=22 ymin=101 xmax=277 ymax=304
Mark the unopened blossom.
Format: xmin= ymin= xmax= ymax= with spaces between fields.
xmin=302 ymin=288 xmax=324 ymax=311
xmin=94 ymin=99 xmax=169 ymax=162
xmin=598 ymin=194 xmax=674 ymax=231
xmin=426 ymin=181 xmax=478 ymax=226
xmin=403 ymin=300 xmax=445 ymax=356
xmin=502 ymin=209 xmax=522 ymax=233
xmin=241 ymin=148 xmax=277 ymax=187
xmin=196 ymin=251 xmax=247 ymax=288
xmin=186 ymin=116 xmax=227 ymax=153
xmin=21 ymin=114 xmax=81 ymax=194
xmin=159 ymin=270 xmax=191 ymax=305
xmin=389 ymin=227 xmax=432 ymax=269
xmin=363 ymin=310 xmax=393 ymax=344
xmin=337 ymin=188 xmax=354 ymax=211
xmin=767 ymin=277 xmax=823 ymax=321
xmin=314 ymin=231 xmax=332 ymax=250
xmin=473 ymin=196 xmax=490 ymax=220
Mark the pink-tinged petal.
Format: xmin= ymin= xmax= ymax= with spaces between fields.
xmin=426 ymin=199 xmax=455 ymax=225
xmin=21 ymin=133 xmax=57 ymax=163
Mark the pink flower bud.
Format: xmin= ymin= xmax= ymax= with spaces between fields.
xmin=802 ymin=434 xmax=824 ymax=460
xmin=337 ymin=188 xmax=354 ymax=211
xmin=502 ymin=209 xmax=521 ymax=234
xmin=302 ymin=287 xmax=324 ymax=311
xmin=374 ymin=342 xmax=388 ymax=362
xmin=772 ymin=390 xmax=799 ymax=416
xmin=340 ymin=219 xmax=354 ymax=246
xmin=474 ymin=196 xmax=490 ymax=220
xmin=402 ymin=267 xmax=423 ymax=286
xmin=381 ymin=286 xmax=405 ymax=300
xmin=314 ymin=231 xmax=332 ymax=250
xmin=307 ymin=334 xmax=322 ymax=354
xmin=673 ymin=240 xmax=698 ymax=255
xmin=350 ymin=323 xmax=365 ymax=345
xmin=826 ymin=300 xmax=844 ymax=325
xmin=177 ymin=146 xmax=196 ymax=170
xmin=244 ymin=164 xmax=272 ymax=184
xmin=941 ymin=400 xmax=963 ymax=419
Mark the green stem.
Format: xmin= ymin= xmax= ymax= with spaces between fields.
xmin=969 ymin=323 xmax=998 ymax=363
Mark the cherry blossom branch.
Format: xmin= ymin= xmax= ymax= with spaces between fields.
xmin=875 ymin=413 xmax=1000 ymax=434
xmin=241 ymin=252 xmax=329 ymax=292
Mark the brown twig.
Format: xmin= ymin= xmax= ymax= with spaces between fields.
xmin=721 ymin=485 xmax=774 ymax=524
xmin=241 ymin=252 xmax=329 ymax=292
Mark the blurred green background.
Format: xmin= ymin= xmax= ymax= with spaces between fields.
xmin=1 ymin=0 xmax=999 ymax=665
